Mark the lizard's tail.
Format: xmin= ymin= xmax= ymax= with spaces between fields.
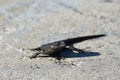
xmin=64 ymin=34 xmax=106 ymax=45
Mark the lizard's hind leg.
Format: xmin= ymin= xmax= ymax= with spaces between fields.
xmin=69 ymin=45 xmax=85 ymax=53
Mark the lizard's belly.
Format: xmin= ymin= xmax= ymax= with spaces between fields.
xmin=44 ymin=47 xmax=63 ymax=54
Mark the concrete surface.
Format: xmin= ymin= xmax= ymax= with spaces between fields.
xmin=0 ymin=0 xmax=120 ymax=80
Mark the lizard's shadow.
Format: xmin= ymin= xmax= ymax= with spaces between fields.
xmin=40 ymin=50 xmax=100 ymax=59
xmin=59 ymin=50 xmax=100 ymax=58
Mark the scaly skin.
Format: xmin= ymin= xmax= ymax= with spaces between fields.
xmin=29 ymin=34 xmax=106 ymax=60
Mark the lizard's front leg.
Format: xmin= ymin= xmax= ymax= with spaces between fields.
xmin=30 ymin=52 xmax=40 ymax=59
xmin=30 ymin=51 xmax=43 ymax=59
xmin=49 ymin=52 xmax=61 ymax=61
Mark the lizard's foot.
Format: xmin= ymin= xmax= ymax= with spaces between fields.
xmin=77 ymin=49 xmax=85 ymax=53
xmin=30 ymin=52 xmax=40 ymax=59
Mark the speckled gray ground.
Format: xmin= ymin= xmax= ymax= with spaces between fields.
xmin=0 ymin=0 xmax=120 ymax=80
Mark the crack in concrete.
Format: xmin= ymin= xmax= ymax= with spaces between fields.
xmin=57 ymin=2 xmax=82 ymax=15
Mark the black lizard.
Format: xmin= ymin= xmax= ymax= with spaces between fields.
xmin=29 ymin=34 xmax=106 ymax=60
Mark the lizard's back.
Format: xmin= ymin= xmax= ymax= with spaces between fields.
xmin=40 ymin=41 xmax=66 ymax=54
